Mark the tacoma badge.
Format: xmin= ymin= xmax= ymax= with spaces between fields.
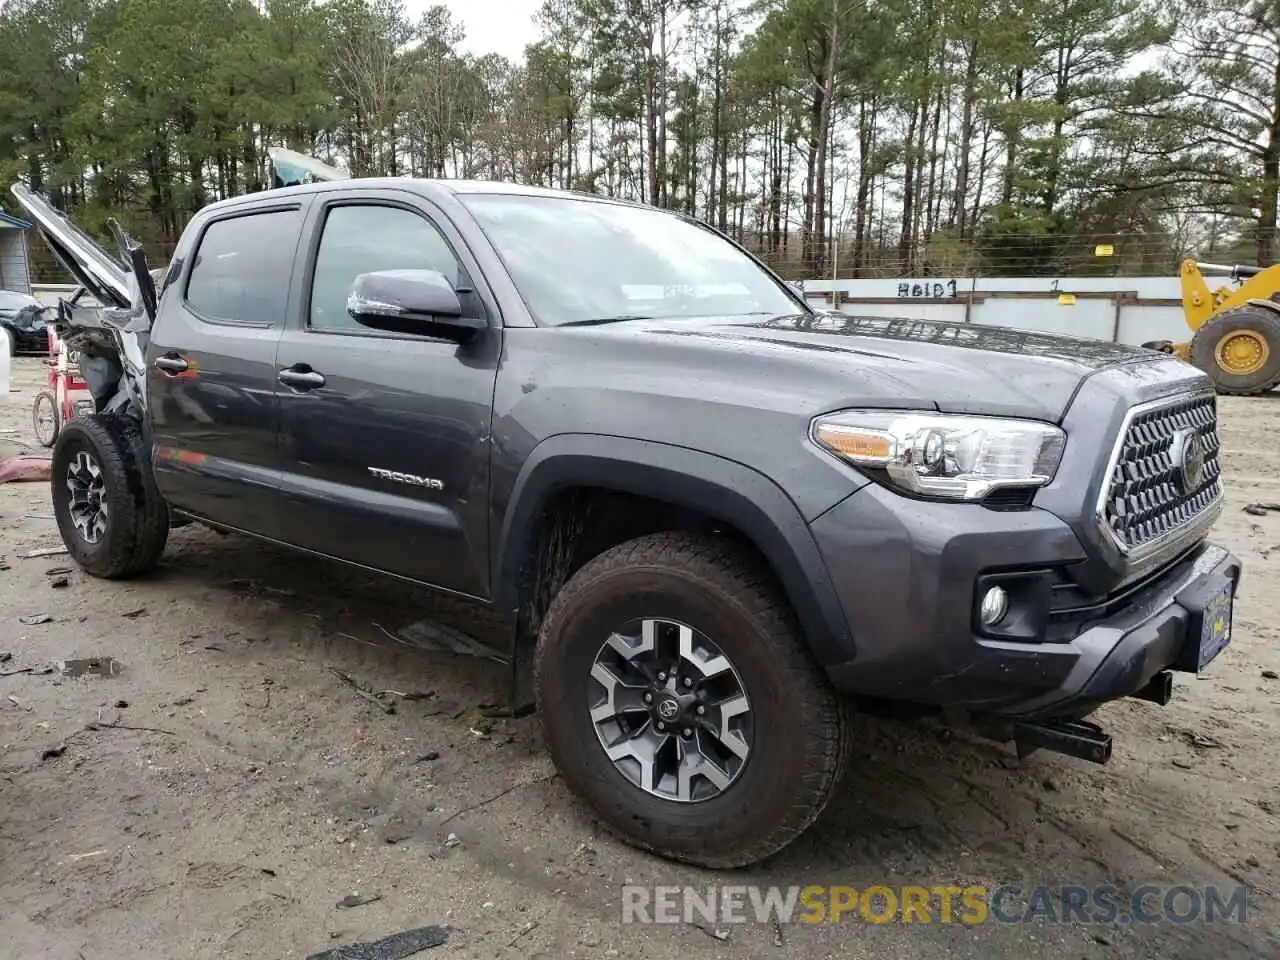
xmin=368 ymin=467 xmax=444 ymax=491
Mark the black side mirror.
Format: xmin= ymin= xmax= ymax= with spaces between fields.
xmin=347 ymin=269 xmax=485 ymax=342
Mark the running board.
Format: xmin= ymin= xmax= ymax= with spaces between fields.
xmin=1012 ymin=718 xmax=1112 ymax=764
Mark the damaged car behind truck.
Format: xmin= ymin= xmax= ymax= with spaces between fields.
xmin=9 ymin=172 xmax=1241 ymax=869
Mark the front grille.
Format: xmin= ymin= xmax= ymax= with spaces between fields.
xmin=1100 ymin=391 xmax=1222 ymax=553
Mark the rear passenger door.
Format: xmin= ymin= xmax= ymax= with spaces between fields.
xmin=272 ymin=189 xmax=501 ymax=599
xmin=147 ymin=201 xmax=309 ymax=536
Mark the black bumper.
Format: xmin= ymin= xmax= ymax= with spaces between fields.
xmin=811 ymin=483 xmax=1242 ymax=720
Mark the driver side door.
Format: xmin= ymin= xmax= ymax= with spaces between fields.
xmin=271 ymin=188 xmax=501 ymax=599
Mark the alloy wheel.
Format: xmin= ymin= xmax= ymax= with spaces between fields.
xmin=66 ymin=449 xmax=110 ymax=544
xmin=588 ymin=617 xmax=753 ymax=803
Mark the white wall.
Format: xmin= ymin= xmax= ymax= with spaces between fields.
xmin=793 ymin=276 xmax=1191 ymax=345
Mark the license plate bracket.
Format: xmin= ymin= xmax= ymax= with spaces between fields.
xmin=1178 ymin=579 xmax=1234 ymax=673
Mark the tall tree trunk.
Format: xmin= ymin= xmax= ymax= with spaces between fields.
xmin=898 ymin=102 xmax=920 ymax=270
xmin=952 ymin=39 xmax=980 ymax=235
xmin=811 ymin=5 xmax=839 ymax=276
xmin=1001 ymin=68 xmax=1024 ymax=207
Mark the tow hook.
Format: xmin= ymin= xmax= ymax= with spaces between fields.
xmin=1012 ymin=718 xmax=1112 ymax=764
xmin=1130 ymin=670 xmax=1174 ymax=706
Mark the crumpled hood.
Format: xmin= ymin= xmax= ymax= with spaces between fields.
xmin=585 ymin=312 xmax=1187 ymax=423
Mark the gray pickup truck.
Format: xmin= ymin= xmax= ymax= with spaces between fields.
xmin=10 ymin=174 xmax=1241 ymax=869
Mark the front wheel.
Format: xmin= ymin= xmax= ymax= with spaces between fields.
xmin=534 ymin=531 xmax=852 ymax=868
xmin=32 ymin=390 xmax=60 ymax=447
xmin=50 ymin=415 xmax=169 ymax=578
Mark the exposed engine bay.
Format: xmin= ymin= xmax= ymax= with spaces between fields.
xmin=10 ymin=147 xmax=348 ymax=423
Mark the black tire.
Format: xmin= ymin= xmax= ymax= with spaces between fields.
xmin=534 ymin=531 xmax=852 ymax=868
xmin=50 ymin=414 xmax=169 ymax=579
xmin=1188 ymin=305 xmax=1280 ymax=395
xmin=32 ymin=390 xmax=60 ymax=447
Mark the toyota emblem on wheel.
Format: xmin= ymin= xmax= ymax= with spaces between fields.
xmin=657 ymin=698 xmax=680 ymax=721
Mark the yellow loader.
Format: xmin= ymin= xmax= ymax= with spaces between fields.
xmin=1144 ymin=259 xmax=1280 ymax=395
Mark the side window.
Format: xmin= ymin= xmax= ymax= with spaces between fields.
xmin=185 ymin=209 xmax=301 ymax=324
xmin=309 ymin=204 xmax=465 ymax=333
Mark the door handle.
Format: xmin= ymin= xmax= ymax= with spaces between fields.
xmin=278 ymin=365 xmax=326 ymax=390
xmin=154 ymin=353 xmax=189 ymax=374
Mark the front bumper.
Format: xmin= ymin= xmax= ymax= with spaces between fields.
xmin=811 ymin=482 xmax=1242 ymax=720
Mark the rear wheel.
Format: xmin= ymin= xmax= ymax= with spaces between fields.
xmin=32 ymin=391 xmax=59 ymax=447
xmin=50 ymin=415 xmax=169 ymax=578
xmin=534 ymin=531 xmax=852 ymax=868
xmin=1189 ymin=305 xmax=1280 ymax=395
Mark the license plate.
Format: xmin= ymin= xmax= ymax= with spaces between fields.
xmin=1197 ymin=582 xmax=1234 ymax=671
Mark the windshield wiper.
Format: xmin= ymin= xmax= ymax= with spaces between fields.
xmin=557 ymin=314 xmax=653 ymax=327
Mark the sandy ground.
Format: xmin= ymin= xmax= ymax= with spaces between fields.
xmin=0 ymin=354 xmax=1277 ymax=960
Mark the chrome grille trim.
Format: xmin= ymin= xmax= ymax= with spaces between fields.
xmin=1095 ymin=388 xmax=1223 ymax=562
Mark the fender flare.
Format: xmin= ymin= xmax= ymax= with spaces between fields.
xmin=1245 ymin=298 xmax=1280 ymax=318
xmin=492 ymin=433 xmax=856 ymax=667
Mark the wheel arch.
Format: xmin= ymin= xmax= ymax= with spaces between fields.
xmin=1245 ymin=297 xmax=1280 ymax=317
xmin=493 ymin=434 xmax=855 ymax=667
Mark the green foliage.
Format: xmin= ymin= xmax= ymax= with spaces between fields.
xmin=0 ymin=0 xmax=1274 ymax=278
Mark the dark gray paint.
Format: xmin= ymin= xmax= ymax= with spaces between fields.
xmin=17 ymin=175 xmax=1243 ymax=724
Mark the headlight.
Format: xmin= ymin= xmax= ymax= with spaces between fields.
xmin=810 ymin=410 xmax=1066 ymax=501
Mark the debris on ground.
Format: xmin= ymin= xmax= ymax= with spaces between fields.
xmin=8 ymin=694 xmax=31 ymax=711
xmin=41 ymin=717 xmax=175 ymax=761
xmin=1263 ymin=670 xmax=1279 ymax=680
xmin=229 ymin=578 xmax=295 ymax=597
xmin=57 ymin=657 xmax=124 ymax=679
xmin=0 ymin=455 xmax=52 ymax=484
xmin=121 ymin=607 xmax=148 ymax=619
xmin=64 ymin=849 xmax=108 ymax=863
xmin=688 ymin=921 xmax=731 ymax=941
xmin=387 ymin=618 xmax=508 ymax=662
xmin=1243 ymin=502 xmax=1280 ymax=516
xmin=19 ymin=613 xmax=52 ymax=625
xmin=305 ymin=924 xmax=448 ymax=960
xmin=329 ymin=667 xmax=395 ymax=714
xmin=336 ymin=892 xmax=383 ymax=909
xmin=17 ymin=546 xmax=67 ymax=559
xmin=379 ymin=689 xmax=433 ymax=702
xmin=1 ymin=662 xmax=54 ymax=678
xmin=507 ymin=921 xmax=538 ymax=948
xmin=1184 ymin=731 xmax=1224 ymax=749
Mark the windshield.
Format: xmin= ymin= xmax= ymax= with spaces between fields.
xmin=459 ymin=193 xmax=806 ymax=326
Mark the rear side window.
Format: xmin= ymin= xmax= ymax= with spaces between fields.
xmin=185 ymin=209 xmax=301 ymax=324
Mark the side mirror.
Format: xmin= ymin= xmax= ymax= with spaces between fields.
xmin=346 ymin=269 xmax=485 ymax=342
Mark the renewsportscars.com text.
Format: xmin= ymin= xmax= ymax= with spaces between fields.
xmin=621 ymin=884 xmax=1249 ymax=926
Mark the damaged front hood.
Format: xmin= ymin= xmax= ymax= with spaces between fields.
xmin=9 ymin=183 xmax=157 ymax=414
xmin=9 ymin=184 xmax=133 ymax=311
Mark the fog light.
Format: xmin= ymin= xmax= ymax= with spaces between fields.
xmin=980 ymin=586 xmax=1009 ymax=626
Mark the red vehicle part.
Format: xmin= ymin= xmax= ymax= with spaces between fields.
xmin=33 ymin=325 xmax=93 ymax=448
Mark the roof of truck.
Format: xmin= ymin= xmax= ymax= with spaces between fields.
xmin=202 ymin=177 xmax=651 ymax=215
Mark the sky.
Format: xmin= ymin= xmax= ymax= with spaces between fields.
xmin=408 ymin=0 xmax=542 ymax=61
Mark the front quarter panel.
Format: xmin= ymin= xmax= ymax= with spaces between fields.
xmin=489 ymin=326 xmax=872 ymax=526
